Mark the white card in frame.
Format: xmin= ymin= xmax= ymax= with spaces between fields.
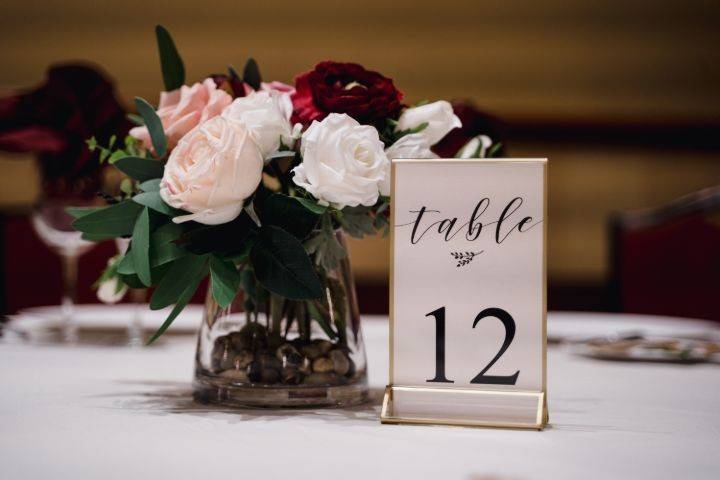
xmin=381 ymin=158 xmax=548 ymax=429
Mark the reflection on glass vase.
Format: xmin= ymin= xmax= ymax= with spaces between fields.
xmin=193 ymin=232 xmax=369 ymax=408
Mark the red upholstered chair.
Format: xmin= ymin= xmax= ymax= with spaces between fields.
xmin=608 ymin=186 xmax=720 ymax=322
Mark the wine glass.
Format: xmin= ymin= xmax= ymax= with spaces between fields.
xmin=31 ymin=197 xmax=96 ymax=343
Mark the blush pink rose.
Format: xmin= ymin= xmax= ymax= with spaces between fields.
xmin=159 ymin=116 xmax=263 ymax=225
xmin=130 ymin=78 xmax=232 ymax=152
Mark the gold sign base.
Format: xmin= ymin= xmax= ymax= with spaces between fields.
xmin=380 ymin=385 xmax=549 ymax=430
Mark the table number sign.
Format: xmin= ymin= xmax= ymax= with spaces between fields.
xmin=381 ymin=158 xmax=548 ymax=429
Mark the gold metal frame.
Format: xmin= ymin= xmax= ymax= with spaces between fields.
xmin=381 ymin=158 xmax=549 ymax=430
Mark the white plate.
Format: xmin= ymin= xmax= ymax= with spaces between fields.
xmin=548 ymin=311 xmax=720 ymax=342
xmin=7 ymin=304 xmax=202 ymax=336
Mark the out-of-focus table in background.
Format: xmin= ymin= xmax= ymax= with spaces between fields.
xmin=1 ymin=311 xmax=719 ymax=480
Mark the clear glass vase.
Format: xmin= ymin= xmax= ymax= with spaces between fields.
xmin=193 ymin=232 xmax=369 ymax=408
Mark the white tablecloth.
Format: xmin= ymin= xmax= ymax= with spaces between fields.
xmin=1 ymin=312 xmax=719 ymax=480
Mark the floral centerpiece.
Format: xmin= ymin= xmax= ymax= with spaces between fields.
xmin=70 ymin=26 xmax=500 ymax=407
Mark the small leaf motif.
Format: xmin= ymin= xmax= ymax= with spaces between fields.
xmin=450 ymin=251 xmax=483 ymax=268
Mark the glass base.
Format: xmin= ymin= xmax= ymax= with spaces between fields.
xmin=193 ymin=370 xmax=369 ymax=408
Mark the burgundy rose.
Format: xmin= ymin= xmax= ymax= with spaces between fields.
xmin=432 ymin=101 xmax=505 ymax=158
xmin=0 ymin=63 xmax=130 ymax=197
xmin=291 ymin=61 xmax=403 ymax=126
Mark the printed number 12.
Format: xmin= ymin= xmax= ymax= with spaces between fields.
xmin=425 ymin=306 xmax=520 ymax=385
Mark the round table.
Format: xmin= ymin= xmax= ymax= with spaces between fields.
xmin=1 ymin=310 xmax=718 ymax=479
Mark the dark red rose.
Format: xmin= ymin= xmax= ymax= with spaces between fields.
xmin=291 ymin=61 xmax=403 ymax=126
xmin=209 ymin=73 xmax=248 ymax=98
xmin=0 ymin=63 xmax=130 ymax=197
xmin=432 ymin=101 xmax=505 ymax=157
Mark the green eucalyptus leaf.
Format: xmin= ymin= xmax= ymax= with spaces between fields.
xmin=149 ymin=254 xmax=208 ymax=310
xmin=243 ymin=58 xmax=261 ymax=90
xmin=338 ymin=206 xmax=376 ymax=239
xmin=155 ymin=25 xmax=185 ymax=91
xmin=114 ymin=156 xmax=164 ymax=182
xmin=209 ymin=255 xmax=241 ymax=308
xmin=81 ymin=232 xmax=115 ymax=241
xmin=304 ymin=214 xmax=347 ymax=271
xmin=250 ymin=226 xmax=323 ymax=300
xmin=306 ymin=300 xmax=338 ymax=340
xmin=146 ymin=270 xmax=204 ymax=345
xmin=139 ymin=178 xmax=162 ymax=192
xmin=262 ymin=193 xmax=320 ymax=240
xmin=117 ymin=252 xmax=136 ymax=275
xmin=72 ymin=200 xmax=143 ymax=237
xmin=118 ymin=272 xmax=145 ymax=289
xmin=132 ymin=191 xmax=180 ymax=217
xmin=293 ymin=197 xmax=327 ymax=215
xmin=486 ymin=142 xmax=503 ymax=158
xmin=150 ymin=223 xmax=186 ymax=267
xmin=131 ymin=208 xmax=152 ymax=286
xmin=66 ymin=207 xmax=103 ymax=219
xmin=134 ymin=97 xmax=167 ymax=158
xmin=178 ymin=211 xmax=256 ymax=255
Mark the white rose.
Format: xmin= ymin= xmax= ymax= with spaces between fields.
xmin=395 ymin=100 xmax=461 ymax=146
xmin=380 ymin=134 xmax=439 ymax=196
xmin=160 ymin=116 xmax=264 ymax=225
xmin=97 ymin=277 xmax=128 ymax=304
xmin=222 ymin=90 xmax=294 ymax=157
xmin=292 ymin=113 xmax=388 ymax=209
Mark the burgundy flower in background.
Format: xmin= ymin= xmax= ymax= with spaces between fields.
xmin=291 ymin=61 xmax=403 ymax=126
xmin=0 ymin=63 xmax=130 ymax=197
xmin=432 ymin=101 xmax=506 ymax=158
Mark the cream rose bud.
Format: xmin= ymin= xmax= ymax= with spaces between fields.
xmin=380 ymin=134 xmax=439 ymax=196
xmin=222 ymin=90 xmax=294 ymax=157
xmin=160 ymin=116 xmax=264 ymax=225
xmin=293 ymin=113 xmax=388 ymax=209
xmin=395 ymin=100 xmax=462 ymax=146
xmin=97 ymin=277 xmax=128 ymax=304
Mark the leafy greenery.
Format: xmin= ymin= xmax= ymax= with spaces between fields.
xmin=243 ymin=58 xmax=262 ymax=90
xmin=86 ymin=135 xmax=144 ymax=165
xmin=146 ymin=269 xmax=206 ymax=345
xmin=132 ymin=191 xmax=180 ymax=217
xmin=66 ymin=207 xmax=103 ymax=219
xmin=306 ymin=300 xmax=338 ymax=340
xmin=138 ymin=178 xmax=161 ymax=192
xmin=292 ymin=196 xmax=327 ymax=215
xmin=261 ymin=193 xmax=320 ymax=240
xmin=337 ymin=205 xmax=376 ymax=239
xmin=486 ymin=142 xmax=503 ymax=158
xmin=304 ymin=213 xmax=347 ymax=271
xmin=114 ymin=156 xmax=165 ymax=182
xmin=72 ymin=200 xmax=143 ymax=238
xmin=131 ymin=207 xmax=152 ymax=286
xmin=251 ymin=226 xmax=323 ymax=300
xmin=155 ymin=25 xmax=185 ymax=91
xmin=149 ymin=254 xmax=208 ymax=310
xmin=178 ymin=211 xmax=256 ymax=256
xmin=209 ymin=255 xmax=242 ymax=308
xmin=134 ymin=97 xmax=167 ymax=157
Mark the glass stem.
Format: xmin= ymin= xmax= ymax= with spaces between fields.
xmin=59 ymin=253 xmax=79 ymax=342
xmin=128 ymin=288 xmax=146 ymax=347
